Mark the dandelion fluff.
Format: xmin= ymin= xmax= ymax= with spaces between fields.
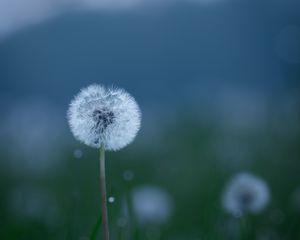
xmin=131 ymin=186 xmax=174 ymax=225
xmin=67 ymin=84 xmax=141 ymax=151
xmin=222 ymin=173 xmax=270 ymax=217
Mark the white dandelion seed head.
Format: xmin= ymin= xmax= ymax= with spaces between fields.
xmin=131 ymin=186 xmax=174 ymax=225
xmin=67 ymin=84 xmax=141 ymax=151
xmin=222 ymin=173 xmax=270 ymax=217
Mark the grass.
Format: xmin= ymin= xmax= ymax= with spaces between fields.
xmin=0 ymin=119 xmax=299 ymax=239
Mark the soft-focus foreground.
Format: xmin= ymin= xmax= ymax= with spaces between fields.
xmin=0 ymin=0 xmax=300 ymax=239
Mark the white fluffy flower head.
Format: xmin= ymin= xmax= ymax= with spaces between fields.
xmin=67 ymin=84 xmax=141 ymax=151
xmin=222 ymin=173 xmax=270 ymax=217
xmin=131 ymin=186 xmax=174 ymax=225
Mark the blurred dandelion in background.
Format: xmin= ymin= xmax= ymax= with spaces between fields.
xmin=222 ymin=173 xmax=270 ymax=217
xmin=130 ymin=185 xmax=174 ymax=225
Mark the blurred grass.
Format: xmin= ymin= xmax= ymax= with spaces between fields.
xmin=0 ymin=118 xmax=300 ymax=240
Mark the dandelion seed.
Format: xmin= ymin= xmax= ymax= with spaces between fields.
xmin=222 ymin=173 xmax=270 ymax=217
xmin=67 ymin=84 xmax=141 ymax=240
xmin=68 ymin=84 xmax=141 ymax=151
xmin=123 ymin=170 xmax=134 ymax=181
xmin=108 ymin=197 xmax=115 ymax=203
xmin=73 ymin=149 xmax=83 ymax=159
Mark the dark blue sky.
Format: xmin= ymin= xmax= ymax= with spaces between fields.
xmin=0 ymin=0 xmax=299 ymax=110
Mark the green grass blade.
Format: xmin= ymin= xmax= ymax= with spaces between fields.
xmin=90 ymin=213 xmax=102 ymax=240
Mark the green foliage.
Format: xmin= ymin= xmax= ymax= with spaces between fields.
xmin=0 ymin=119 xmax=300 ymax=239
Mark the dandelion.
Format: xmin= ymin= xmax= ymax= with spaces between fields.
xmin=130 ymin=186 xmax=174 ymax=225
xmin=67 ymin=84 xmax=141 ymax=240
xmin=68 ymin=84 xmax=141 ymax=150
xmin=222 ymin=173 xmax=270 ymax=217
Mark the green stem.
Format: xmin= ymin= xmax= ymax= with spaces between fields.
xmin=100 ymin=145 xmax=109 ymax=240
xmin=239 ymin=217 xmax=247 ymax=240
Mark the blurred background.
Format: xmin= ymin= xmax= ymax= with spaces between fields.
xmin=0 ymin=0 xmax=300 ymax=239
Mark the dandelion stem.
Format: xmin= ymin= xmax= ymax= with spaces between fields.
xmin=100 ymin=145 xmax=109 ymax=240
xmin=239 ymin=217 xmax=248 ymax=240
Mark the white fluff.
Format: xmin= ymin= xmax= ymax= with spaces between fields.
xmin=131 ymin=186 xmax=174 ymax=225
xmin=222 ymin=173 xmax=270 ymax=217
xmin=67 ymin=84 xmax=141 ymax=151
